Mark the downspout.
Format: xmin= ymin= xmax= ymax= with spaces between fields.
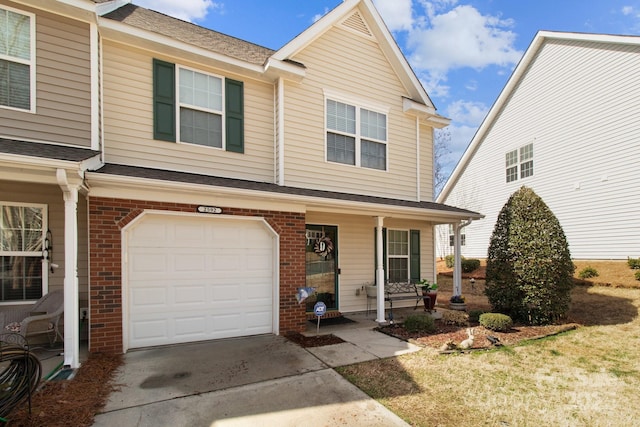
xmin=453 ymin=218 xmax=474 ymax=297
xmin=277 ymin=77 xmax=285 ymax=185
xmin=415 ymin=116 xmax=420 ymax=201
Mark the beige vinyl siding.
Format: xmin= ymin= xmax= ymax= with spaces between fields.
xmin=306 ymin=212 xmax=434 ymax=313
xmin=102 ymin=41 xmax=275 ymax=182
xmin=0 ymin=2 xmax=91 ymax=146
xmin=441 ymin=39 xmax=640 ymax=260
xmin=0 ymin=182 xmax=89 ymax=307
xmin=283 ymin=24 xmax=419 ymax=200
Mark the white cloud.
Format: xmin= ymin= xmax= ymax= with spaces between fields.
xmin=441 ymin=123 xmax=477 ymax=177
xmin=373 ymin=0 xmax=414 ymax=31
xmin=312 ymin=7 xmax=330 ymax=23
xmin=404 ymin=3 xmax=522 ymax=97
xmin=622 ymin=6 xmax=634 ymax=15
xmin=133 ymin=0 xmax=222 ymax=22
xmin=446 ymin=100 xmax=488 ymax=126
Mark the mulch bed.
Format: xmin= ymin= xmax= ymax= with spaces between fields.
xmin=378 ymin=322 xmax=580 ymax=351
xmin=6 ymin=353 xmax=123 ymax=427
xmin=285 ymin=331 xmax=345 ymax=348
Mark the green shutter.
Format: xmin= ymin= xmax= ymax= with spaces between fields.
xmin=374 ymin=227 xmax=388 ymax=282
xmin=410 ymin=229 xmax=421 ymax=282
xmin=153 ymin=59 xmax=175 ymax=142
xmin=225 ymin=78 xmax=244 ymax=153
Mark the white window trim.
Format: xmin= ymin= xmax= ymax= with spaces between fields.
xmin=0 ymin=5 xmax=36 ymax=113
xmin=387 ymin=228 xmax=409 ymax=282
xmin=175 ymin=64 xmax=226 ymax=150
xmin=323 ymin=90 xmax=389 ymax=171
xmin=505 ymin=142 xmax=534 ymax=183
xmin=0 ymin=201 xmax=48 ymax=304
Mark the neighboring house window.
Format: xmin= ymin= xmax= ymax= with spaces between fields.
xmin=0 ymin=203 xmax=46 ymax=302
xmin=448 ymin=225 xmax=466 ymax=247
xmin=153 ymin=59 xmax=244 ymax=153
xmin=326 ymin=99 xmax=387 ymax=170
xmin=0 ymin=6 xmax=34 ymax=111
xmin=505 ymin=143 xmax=534 ymax=182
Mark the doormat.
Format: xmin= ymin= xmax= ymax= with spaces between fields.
xmin=308 ymin=316 xmax=355 ymax=327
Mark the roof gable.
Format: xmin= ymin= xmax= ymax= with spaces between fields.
xmin=273 ymin=0 xmax=436 ymax=111
xmin=437 ymin=30 xmax=640 ymax=203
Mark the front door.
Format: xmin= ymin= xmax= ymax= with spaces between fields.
xmin=305 ymin=225 xmax=338 ymax=312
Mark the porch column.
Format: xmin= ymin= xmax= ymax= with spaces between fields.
xmin=453 ymin=219 xmax=474 ymax=297
xmin=57 ymin=169 xmax=81 ymax=369
xmin=375 ymin=216 xmax=386 ymax=323
xmin=453 ymin=223 xmax=463 ymax=297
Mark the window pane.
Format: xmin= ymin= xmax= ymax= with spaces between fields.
xmin=361 ymin=139 xmax=386 ymax=170
xmin=505 ymin=150 xmax=517 ymax=167
xmin=506 ymin=165 xmax=518 ymax=183
xmin=326 ymin=100 xmax=355 ymax=134
xmin=0 ymin=256 xmax=42 ymax=301
xmin=520 ymin=143 xmax=533 ymax=161
xmin=521 ymin=160 xmax=533 ymax=178
xmin=1 ymin=10 xmax=30 ymax=60
xmin=388 ymin=230 xmax=408 ymax=256
xmin=179 ymin=68 xmax=222 ymax=111
xmin=0 ymin=59 xmax=30 ymax=110
xmin=388 ymin=258 xmax=408 ymax=282
xmin=361 ymin=109 xmax=386 ymax=141
xmin=327 ymin=132 xmax=355 ymax=165
xmin=180 ymin=107 xmax=222 ymax=148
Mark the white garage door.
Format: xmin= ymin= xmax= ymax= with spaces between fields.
xmin=126 ymin=213 xmax=276 ymax=349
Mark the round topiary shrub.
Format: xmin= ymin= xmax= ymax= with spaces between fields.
xmin=479 ymin=313 xmax=513 ymax=332
xmin=403 ymin=314 xmax=436 ymax=333
xmin=635 ymin=270 xmax=640 ymax=281
xmin=485 ymin=187 xmax=575 ymax=325
xmin=461 ymin=258 xmax=481 ymax=273
xmin=468 ymin=309 xmax=486 ymax=324
xmin=441 ymin=310 xmax=469 ymax=326
xmin=578 ymin=266 xmax=599 ymax=279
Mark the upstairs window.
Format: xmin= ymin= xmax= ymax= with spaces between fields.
xmin=505 ymin=143 xmax=533 ymax=183
xmin=326 ymin=98 xmax=387 ymax=171
xmin=153 ymin=59 xmax=244 ymax=153
xmin=0 ymin=6 xmax=34 ymax=112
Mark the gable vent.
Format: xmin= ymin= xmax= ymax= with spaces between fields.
xmin=341 ymin=11 xmax=373 ymax=38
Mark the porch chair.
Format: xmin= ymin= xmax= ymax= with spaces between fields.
xmin=0 ymin=290 xmax=64 ymax=345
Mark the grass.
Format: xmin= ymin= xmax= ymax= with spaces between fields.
xmin=337 ymin=263 xmax=640 ymax=427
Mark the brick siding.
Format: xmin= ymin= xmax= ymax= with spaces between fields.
xmin=88 ymin=197 xmax=306 ymax=353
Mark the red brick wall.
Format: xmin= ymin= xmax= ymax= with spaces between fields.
xmin=88 ymin=197 xmax=306 ymax=353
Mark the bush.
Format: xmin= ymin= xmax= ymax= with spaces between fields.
xmin=628 ymin=258 xmax=640 ymax=270
xmin=403 ymin=314 xmax=436 ymax=333
xmin=635 ymin=271 xmax=640 ymax=281
xmin=468 ymin=309 xmax=486 ymax=324
xmin=445 ymin=254 xmax=455 ymax=268
xmin=479 ymin=313 xmax=513 ymax=332
xmin=578 ymin=266 xmax=599 ymax=279
xmin=485 ymin=187 xmax=575 ymax=325
xmin=441 ymin=310 xmax=469 ymax=326
xmin=461 ymin=258 xmax=481 ymax=273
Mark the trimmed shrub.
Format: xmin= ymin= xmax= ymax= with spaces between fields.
xmin=461 ymin=258 xmax=481 ymax=273
xmin=445 ymin=254 xmax=455 ymax=268
xmin=635 ymin=271 xmax=640 ymax=281
xmin=403 ymin=314 xmax=436 ymax=333
xmin=468 ymin=309 xmax=486 ymax=324
xmin=441 ymin=310 xmax=469 ymax=326
xmin=485 ymin=187 xmax=575 ymax=325
xmin=479 ymin=313 xmax=513 ymax=332
xmin=628 ymin=257 xmax=640 ymax=270
xmin=578 ymin=266 xmax=599 ymax=279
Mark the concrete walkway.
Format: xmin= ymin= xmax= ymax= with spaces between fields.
xmin=93 ymin=313 xmax=421 ymax=426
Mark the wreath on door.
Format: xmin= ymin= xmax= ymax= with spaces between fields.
xmin=313 ymin=236 xmax=334 ymax=258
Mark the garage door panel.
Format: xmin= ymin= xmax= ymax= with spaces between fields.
xmin=128 ymin=215 xmax=275 ymax=349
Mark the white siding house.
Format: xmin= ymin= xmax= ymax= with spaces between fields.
xmin=437 ymin=31 xmax=640 ymax=260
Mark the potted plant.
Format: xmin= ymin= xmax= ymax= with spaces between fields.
xmin=419 ymin=279 xmax=438 ymax=311
xmin=449 ymin=294 xmax=467 ymax=311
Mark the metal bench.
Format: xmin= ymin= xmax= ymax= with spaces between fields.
xmin=366 ymin=282 xmax=425 ymax=322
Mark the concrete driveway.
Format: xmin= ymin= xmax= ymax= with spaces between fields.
xmin=92 ymin=329 xmax=419 ymax=426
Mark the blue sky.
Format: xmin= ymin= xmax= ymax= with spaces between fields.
xmin=133 ymin=0 xmax=640 ymax=181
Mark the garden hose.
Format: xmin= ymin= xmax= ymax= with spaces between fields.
xmin=0 ymin=344 xmax=42 ymax=421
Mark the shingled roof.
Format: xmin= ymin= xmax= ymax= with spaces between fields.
xmin=100 ymin=4 xmax=275 ymax=65
xmin=92 ymin=163 xmax=480 ymax=217
xmin=0 ymin=138 xmax=100 ymax=162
